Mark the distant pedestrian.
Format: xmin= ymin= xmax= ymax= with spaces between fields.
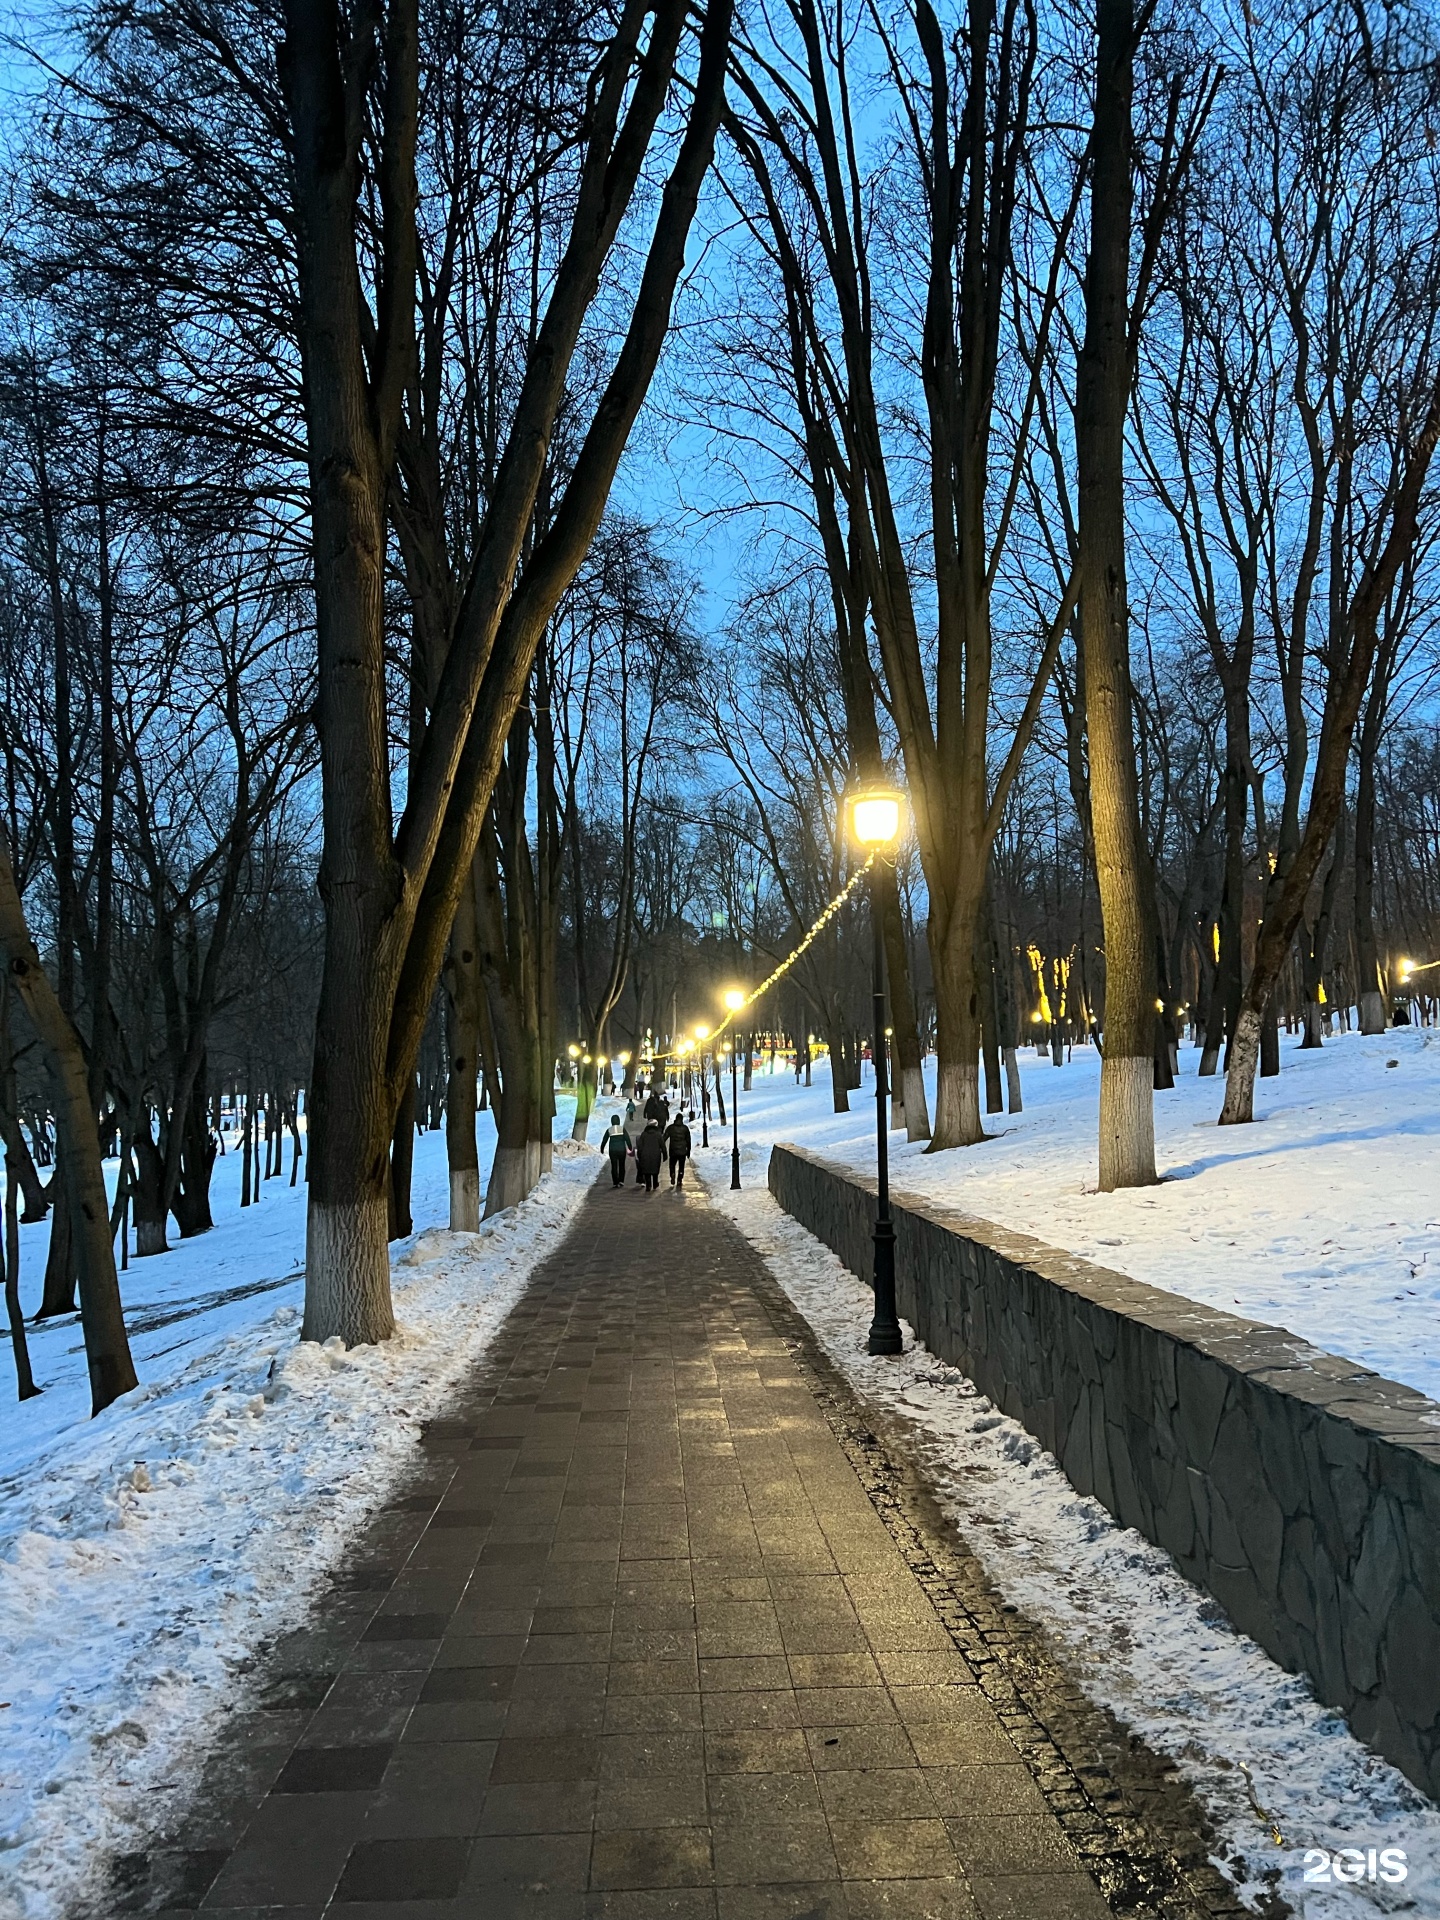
xmin=664 ymin=1114 xmax=692 ymax=1188
xmin=635 ymin=1118 xmax=664 ymax=1193
xmin=644 ymin=1085 xmax=669 ymax=1127
xmin=603 ymin=1115 xmax=628 ymax=1188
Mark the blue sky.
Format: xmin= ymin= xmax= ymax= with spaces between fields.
xmin=1 ymin=0 xmax=62 ymax=109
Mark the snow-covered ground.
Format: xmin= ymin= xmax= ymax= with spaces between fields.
xmin=701 ymin=1145 xmax=1440 ymax=1918
xmin=719 ymin=1024 xmax=1440 ymax=1402
xmin=0 ymin=1107 xmax=594 ymax=1920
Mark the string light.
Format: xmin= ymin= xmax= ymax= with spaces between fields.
xmin=703 ymin=853 xmax=877 ymax=1046
xmin=649 ymin=855 xmax=878 ymax=1065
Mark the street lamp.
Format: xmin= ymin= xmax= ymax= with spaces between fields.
xmin=846 ymin=786 xmax=907 ymax=1355
xmin=723 ymin=990 xmax=745 ymax=1188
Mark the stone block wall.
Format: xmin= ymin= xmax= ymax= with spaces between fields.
xmin=768 ymin=1143 xmax=1440 ymax=1803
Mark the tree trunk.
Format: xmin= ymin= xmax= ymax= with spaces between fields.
xmin=1002 ymin=1049 xmax=1022 ymax=1113
xmin=1152 ymin=933 xmax=1175 ymax=1091
xmin=37 ymin=1170 xmax=79 ymax=1318
xmin=1196 ymin=937 xmax=1221 ymax=1076
xmin=980 ymin=1022 xmax=1002 ymax=1115
xmin=476 ymin=819 xmax=545 ymax=1219
xmin=1 ymin=984 xmax=40 ymax=1398
xmin=444 ymin=864 xmax=483 ymax=1231
xmin=4 ymin=1156 xmax=39 ymax=1398
xmin=484 ymin=1014 xmax=544 ymax=1218
xmin=1354 ymin=717 xmax=1388 ymax=1033
xmin=1260 ymin=1002 xmax=1280 ymax=1078
xmin=824 ymin=1021 xmax=850 ymax=1113
xmin=172 ymin=1079 xmax=217 ymax=1237
xmin=388 ymin=1076 xmax=416 ymax=1240
xmin=0 ymin=827 xmax=137 ymax=1411
xmin=132 ymin=1120 xmax=169 ymax=1257
xmin=988 ymin=884 xmax=1023 ymax=1115
xmin=572 ymin=1055 xmax=599 ymax=1143
xmin=3 ymin=1163 xmax=38 ymax=1400
xmin=241 ymin=1086 xmax=254 ymax=1208
xmin=0 ymin=1102 xmax=49 ymax=1223
xmin=1077 ymin=0 xmax=1155 ymax=1189
xmin=878 ymin=862 xmax=930 ymax=1139
xmin=976 ymin=906 xmax=1002 ymax=1115
xmin=927 ymin=899 xmax=984 ymax=1150
xmin=284 ymin=0 xmax=413 ymax=1348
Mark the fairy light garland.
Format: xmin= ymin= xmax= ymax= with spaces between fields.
xmin=648 ymin=852 xmax=877 ymax=1066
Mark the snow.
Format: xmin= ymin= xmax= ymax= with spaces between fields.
xmin=689 ymin=1028 xmax=1440 ymax=1914
xmin=718 ymin=1025 xmax=1440 ymax=1404
xmin=0 ymin=1106 xmax=596 ymax=1920
xmin=701 ymin=1148 xmax=1440 ymax=1917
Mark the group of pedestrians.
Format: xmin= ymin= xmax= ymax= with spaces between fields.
xmin=602 ymin=1081 xmax=693 ymax=1194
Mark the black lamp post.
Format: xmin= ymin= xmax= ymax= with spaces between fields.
xmin=847 ymin=790 xmax=906 ymax=1356
xmin=730 ymin=1044 xmax=741 ymax=1188
xmin=866 ymin=877 xmax=901 ymax=1353
xmin=722 ymin=993 xmax=745 ymax=1187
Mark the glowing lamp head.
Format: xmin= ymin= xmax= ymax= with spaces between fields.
xmin=1398 ymin=958 xmax=1413 ymax=978
xmin=693 ymin=1025 xmax=709 ymax=1042
xmin=618 ymin=1050 xmax=631 ymax=1065
xmin=567 ymin=1044 xmax=580 ymax=1059
xmin=723 ymin=989 xmax=746 ymax=1013
xmin=848 ymin=787 xmax=905 ymax=847
xmin=582 ymin=1054 xmax=592 ymax=1065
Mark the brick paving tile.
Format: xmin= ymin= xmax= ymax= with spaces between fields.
xmin=116 ymin=1167 xmax=1241 ymax=1920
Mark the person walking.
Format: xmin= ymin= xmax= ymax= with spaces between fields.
xmin=602 ymin=1115 xmax=628 ymax=1188
xmin=635 ymin=1116 xmax=664 ymax=1193
xmin=644 ymin=1084 xmax=669 ymax=1128
xmin=663 ymin=1112 xmax=692 ymax=1189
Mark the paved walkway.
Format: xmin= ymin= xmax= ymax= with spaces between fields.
xmin=130 ymin=1169 xmax=1124 ymax=1920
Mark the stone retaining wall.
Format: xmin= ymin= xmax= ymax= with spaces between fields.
xmin=768 ymin=1142 xmax=1440 ymax=1802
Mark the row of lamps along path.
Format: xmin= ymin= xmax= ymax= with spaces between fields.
xmin=666 ymin=788 xmax=908 ymax=1358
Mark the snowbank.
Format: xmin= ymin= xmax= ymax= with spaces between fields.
xmin=0 ymin=1122 xmax=597 ymax=1920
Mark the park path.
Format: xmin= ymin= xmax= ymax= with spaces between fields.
xmin=132 ymin=1164 xmax=1122 ymax=1920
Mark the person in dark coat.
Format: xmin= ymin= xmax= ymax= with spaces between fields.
xmin=635 ymin=1117 xmax=665 ymax=1192
xmin=644 ymin=1085 xmax=669 ymax=1127
xmin=603 ymin=1115 xmax=628 ymax=1187
xmin=663 ymin=1114 xmax=692 ymax=1188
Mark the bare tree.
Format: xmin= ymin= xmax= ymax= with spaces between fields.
xmin=283 ymin=0 xmax=733 ymax=1341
